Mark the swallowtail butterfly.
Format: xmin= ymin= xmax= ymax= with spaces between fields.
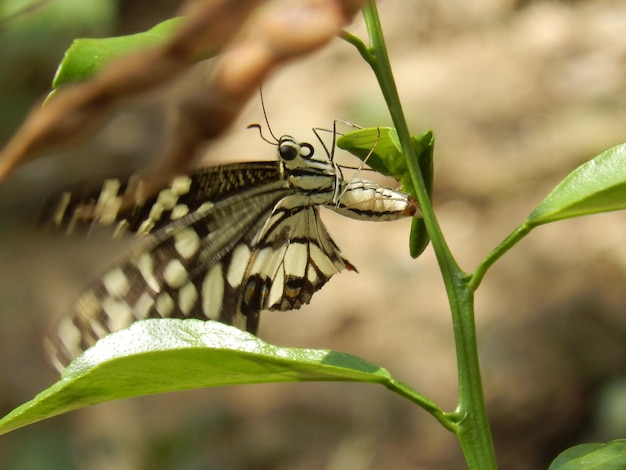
xmin=42 ymin=128 xmax=419 ymax=371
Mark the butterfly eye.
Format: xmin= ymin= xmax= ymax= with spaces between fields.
xmin=300 ymin=143 xmax=314 ymax=159
xmin=279 ymin=143 xmax=298 ymax=161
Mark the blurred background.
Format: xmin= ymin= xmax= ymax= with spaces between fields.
xmin=1 ymin=0 xmax=626 ymax=468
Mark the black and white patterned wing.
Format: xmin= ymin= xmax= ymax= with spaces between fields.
xmin=234 ymin=199 xmax=356 ymax=333
xmin=42 ymin=162 xmax=282 ymax=236
xmin=49 ymin=179 xmax=290 ymax=370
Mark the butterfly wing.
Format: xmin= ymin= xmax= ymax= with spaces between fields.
xmin=41 ymin=162 xmax=282 ymax=236
xmin=234 ymin=198 xmax=356 ymax=332
xmin=50 ymin=180 xmax=290 ymax=370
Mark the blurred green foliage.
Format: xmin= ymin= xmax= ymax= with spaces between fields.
xmin=0 ymin=0 xmax=117 ymax=140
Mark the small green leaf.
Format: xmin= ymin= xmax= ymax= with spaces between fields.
xmin=409 ymin=131 xmax=435 ymax=258
xmin=0 ymin=319 xmax=393 ymax=436
xmin=337 ymin=127 xmax=406 ymax=186
xmin=337 ymin=127 xmax=435 ymax=258
xmin=529 ymin=143 xmax=626 ymax=226
xmin=51 ymin=17 xmax=184 ymax=90
xmin=549 ymin=440 xmax=626 ymax=469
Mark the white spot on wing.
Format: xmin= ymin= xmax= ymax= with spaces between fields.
xmin=307 ymin=265 xmax=318 ymax=283
xmin=163 ymin=259 xmax=188 ymax=288
xmin=309 ymin=244 xmax=339 ymax=276
xmin=134 ymin=292 xmax=154 ymax=320
xmin=146 ymin=181 xmax=187 ymax=226
xmin=268 ymin=269 xmax=285 ymax=308
xmin=156 ymin=292 xmax=175 ymax=317
xmin=155 ymin=188 xmax=177 ymax=211
xmin=226 ymin=244 xmax=251 ymax=288
xmin=284 ymin=243 xmax=308 ymax=278
xmin=249 ymin=247 xmax=273 ymax=275
xmin=102 ymin=268 xmax=130 ymax=298
xmin=57 ymin=316 xmax=83 ymax=357
xmin=170 ymin=204 xmax=190 ymax=220
xmin=202 ymin=264 xmax=224 ymax=320
xmin=137 ymin=253 xmax=160 ymax=292
xmin=171 ymin=175 xmax=192 ymax=195
xmin=102 ymin=298 xmax=134 ymax=331
xmin=174 ymin=227 xmax=201 ymax=259
xmin=96 ymin=179 xmax=122 ymax=224
xmin=113 ymin=219 xmax=130 ymax=238
xmin=250 ymin=246 xmax=287 ymax=281
xmin=137 ymin=219 xmax=155 ymax=235
xmin=198 ymin=202 xmax=214 ymax=213
xmin=75 ymin=291 xmax=101 ymax=320
xmin=148 ymin=202 xmax=165 ymax=221
xmin=178 ymin=282 xmax=198 ymax=316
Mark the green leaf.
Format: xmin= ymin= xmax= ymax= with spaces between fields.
xmin=337 ymin=127 xmax=413 ymax=194
xmin=337 ymin=127 xmax=435 ymax=257
xmin=529 ymin=143 xmax=626 ymax=226
xmin=0 ymin=0 xmax=115 ymax=40
xmin=408 ymin=131 xmax=435 ymax=258
xmin=337 ymin=127 xmax=403 ymax=184
xmin=0 ymin=319 xmax=393 ymax=436
xmin=549 ymin=440 xmax=626 ymax=469
xmin=51 ymin=17 xmax=184 ymax=90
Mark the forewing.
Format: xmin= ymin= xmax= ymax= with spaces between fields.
xmin=50 ymin=181 xmax=289 ymax=370
xmin=41 ymin=162 xmax=281 ymax=236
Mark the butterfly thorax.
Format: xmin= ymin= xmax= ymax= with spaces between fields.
xmin=277 ymin=135 xmax=341 ymax=206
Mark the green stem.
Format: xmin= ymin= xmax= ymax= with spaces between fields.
xmin=470 ymin=222 xmax=532 ymax=290
xmin=352 ymin=2 xmax=497 ymax=468
xmin=384 ymin=379 xmax=456 ymax=432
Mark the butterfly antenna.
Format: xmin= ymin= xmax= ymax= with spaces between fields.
xmin=247 ymin=87 xmax=280 ymax=145
xmin=247 ymin=123 xmax=276 ymax=145
xmin=260 ymin=87 xmax=279 ymax=142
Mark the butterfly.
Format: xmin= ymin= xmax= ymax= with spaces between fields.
xmin=42 ymin=126 xmax=419 ymax=371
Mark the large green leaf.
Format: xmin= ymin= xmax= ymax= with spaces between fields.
xmin=549 ymin=440 xmax=626 ymax=469
xmin=529 ymin=143 xmax=626 ymax=226
xmin=51 ymin=17 xmax=184 ymax=90
xmin=0 ymin=319 xmax=395 ymax=436
xmin=337 ymin=127 xmax=434 ymax=258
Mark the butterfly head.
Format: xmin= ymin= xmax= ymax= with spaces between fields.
xmin=277 ymin=135 xmax=336 ymax=176
xmin=278 ymin=135 xmax=313 ymax=161
xmin=247 ymin=123 xmax=339 ymax=197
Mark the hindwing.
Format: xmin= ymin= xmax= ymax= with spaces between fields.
xmin=236 ymin=202 xmax=355 ymax=332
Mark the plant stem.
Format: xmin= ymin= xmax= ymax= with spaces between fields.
xmin=354 ymin=2 xmax=497 ymax=467
xmin=384 ymin=378 xmax=456 ymax=432
xmin=470 ymin=222 xmax=532 ymax=290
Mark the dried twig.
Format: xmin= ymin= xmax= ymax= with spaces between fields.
xmin=0 ymin=0 xmax=365 ymax=208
